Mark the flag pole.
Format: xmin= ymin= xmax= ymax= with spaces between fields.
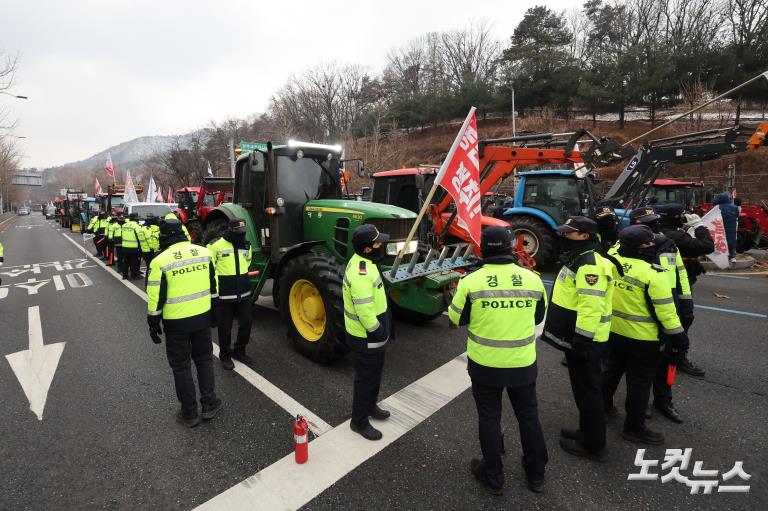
xmin=389 ymin=107 xmax=476 ymax=277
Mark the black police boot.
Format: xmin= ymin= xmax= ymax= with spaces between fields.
xmin=201 ymin=398 xmax=223 ymax=420
xmin=470 ymin=459 xmax=503 ymax=496
xmin=220 ymin=355 xmax=234 ymax=371
xmin=350 ymin=421 xmax=383 ymax=441
xmin=526 ymin=473 xmax=546 ymax=493
xmin=232 ymin=351 xmax=253 ymax=365
xmin=622 ymin=427 xmax=664 ymax=446
xmin=175 ymin=410 xmax=201 ymax=428
xmin=654 ymin=400 xmax=683 ymax=424
xmin=678 ymin=356 xmax=705 ymax=377
xmin=370 ymin=405 xmax=390 ymax=420
xmin=560 ymin=427 xmax=581 ymax=440
xmin=559 ymin=438 xmax=608 ymax=463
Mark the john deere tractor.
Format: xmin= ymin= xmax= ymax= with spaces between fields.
xmin=202 ymin=141 xmax=473 ymax=363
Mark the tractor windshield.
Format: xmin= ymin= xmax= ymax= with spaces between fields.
xmin=277 ymin=154 xmax=341 ymax=203
xmin=522 ymin=176 xmax=581 ymax=225
xmin=648 ymin=186 xmax=691 ymax=207
xmin=202 ymin=192 xmax=217 ymax=207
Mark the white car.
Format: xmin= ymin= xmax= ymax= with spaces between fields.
xmin=123 ymin=202 xmax=178 ymax=223
xmin=18 ymin=207 xmax=30 ymax=215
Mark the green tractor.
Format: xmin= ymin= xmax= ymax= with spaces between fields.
xmin=202 ymin=141 xmax=473 ymax=363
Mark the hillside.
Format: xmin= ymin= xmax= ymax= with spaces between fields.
xmin=347 ymin=116 xmax=768 ymax=204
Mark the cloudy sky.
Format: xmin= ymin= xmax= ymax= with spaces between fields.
xmin=1 ymin=0 xmax=575 ymax=168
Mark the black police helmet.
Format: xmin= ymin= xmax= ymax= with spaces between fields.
xmin=160 ymin=218 xmax=183 ymax=236
xmin=481 ymin=226 xmax=512 ymax=257
xmin=352 ymin=224 xmax=390 ymax=251
xmin=555 ymin=216 xmax=597 ymax=235
xmin=629 ymin=207 xmax=660 ymax=224
xmin=618 ymin=224 xmax=654 ymax=248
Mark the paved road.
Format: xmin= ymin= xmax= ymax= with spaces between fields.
xmin=1 ymin=213 xmax=765 ymax=510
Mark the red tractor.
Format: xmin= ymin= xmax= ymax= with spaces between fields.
xmin=649 ymin=179 xmax=768 ymax=250
xmin=174 ymin=177 xmax=234 ymax=242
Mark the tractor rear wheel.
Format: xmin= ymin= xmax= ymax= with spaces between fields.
xmin=505 ymin=215 xmax=557 ymax=268
xmin=279 ymin=252 xmax=348 ymax=364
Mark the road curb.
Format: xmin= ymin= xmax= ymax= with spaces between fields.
xmin=0 ymin=214 xmax=18 ymax=229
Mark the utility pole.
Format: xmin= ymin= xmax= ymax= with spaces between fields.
xmin=511 ymin=86 xmax=516 ymax=137
xmin=229 ymin=138 xmax=236 ymax=178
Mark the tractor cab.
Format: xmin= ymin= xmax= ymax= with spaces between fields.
xmin=174 ymin=186 xmax=201 ymax=223
xmin=512 ymin=170 xmax=593 ymax=226
xmin=646 ymin=179 xmax=705 ymax=209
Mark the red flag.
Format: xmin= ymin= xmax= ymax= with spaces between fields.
xmin=434 ymin=108 xmax=481 ymax=246
xmin=167 ymin=186 xmax=173 ymax=203
xmin=105 ymin=153 xmax=115 ymax=177
xmin=94 ymin=177 xmax=102 ymax=196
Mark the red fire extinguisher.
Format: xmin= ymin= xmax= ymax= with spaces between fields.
xmin=294 ymin=415 xmax=309 ymax=464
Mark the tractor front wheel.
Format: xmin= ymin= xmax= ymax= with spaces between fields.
xmin=505 ymin=216 xmax=557 ymax=268
xmin=279 ymin=252 xmax=348 ymax=364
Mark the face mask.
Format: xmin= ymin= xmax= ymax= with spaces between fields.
xmin=225 ymin=230 xmax=247 ymax=244
xmin=637 ymin=246 xmax=657 ymax=259
xmin=368 ymin=244 xmax=385 ymax=262
xmin=559 ymin=236 xmax=587 ymax=253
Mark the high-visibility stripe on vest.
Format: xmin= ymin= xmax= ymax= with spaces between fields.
xmin=86 ymin=216 xmax=98 ymax=232
xmin=449 ymin=263 xmax=546 ymax=369
xmin=147 ymin=241 xmax=217 ymax=323
xmin=207 ymin=237 xmax=253 ymax=301
xmin=342 ymin=252 xmax=387 ymax=344
xmin=608 ymin=250 xmax=683 ymax=341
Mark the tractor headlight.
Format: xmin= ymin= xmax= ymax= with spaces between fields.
xmin=386 ymin=240 xmax=418 ymax=256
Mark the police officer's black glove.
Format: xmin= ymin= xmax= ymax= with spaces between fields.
xmin=680 ymin=313 xmax=694 ymax=331
xmin=665 ymin=331 xmax=689 ymax=357
xmin=149 ymin=323 xmax=163 ymax=344
xmin=667 ymin=345 xmax=687 ymax=364
xmin=569 ymin=333 xmax=592 ymax=361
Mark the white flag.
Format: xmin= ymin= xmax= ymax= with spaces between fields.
xmin=94 ymin=177 xmax=102 ymax=196
xmin=688 ymin=206 xmax=730 ymax=269
xmin=207 ymin=161 xmax=214 ymax=177
xmin=145 ymin=176 xmax=157 ymax=203
xmin=156 ymin=185 xmax=164 ymax=203
xmin=123 ymin=172 xmax=140 ymax=204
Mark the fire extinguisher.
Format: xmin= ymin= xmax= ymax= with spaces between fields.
xmin=294 ymin=415 xmax=309 ymax=464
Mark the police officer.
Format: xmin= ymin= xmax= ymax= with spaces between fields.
xmin=94 ymin=211 xmax=110 ymax=259
xmin=542 ymin=216 xmax=618 ymax=462
xmin=630 ymin=207 xmax=691 ymax=423
xmin=121 ymin=212 xmax=143 ymax=280
xmin=164 ymin=212 xmax=191 ymax=241
xmin=0 ymin=240 xmax=4 ymax=285
xmin=343 ymin=224 xmax=392 ymax=441
xmin=146 ymin=218 xmax=222 ymax=427
xmin=658 ymin=203 xmax=713 ymax=377
xmin=449 ymin=226 xmax=548 ymax=495
xmin=594 ymin=206 xmax=619 ymax=251
xmin=208 ymin=219 xmax=254 ymax=370
xmin=106 ymin=213 xmax=119 ymax=265
xmin=603 ymin=225 xmax=689 ymax=445
xmin=140 ymin=214 xmax=159 ymax=286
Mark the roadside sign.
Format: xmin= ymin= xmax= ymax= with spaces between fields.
xmin=239 ymin=141 xmax=268 ymax=156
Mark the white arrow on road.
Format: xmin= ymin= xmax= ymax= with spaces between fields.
xmin=5 ymin=306 xmax=65 ymax=420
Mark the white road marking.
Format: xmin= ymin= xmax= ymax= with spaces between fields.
xmin=60 ymin=232 xmax=331 ymax=435
xmin=195 ymin=354 xmax=472 ymax=511
xmin=198 ymin=323 xmax=545 ymax=510
xmin=52 ymin=275 xmax=65 ymax=291
xmin=5 ymin=306 xmax=66 ymax=420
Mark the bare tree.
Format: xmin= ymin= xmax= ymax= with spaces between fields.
xmin=0 ymin=50 xmax=21 ymax=131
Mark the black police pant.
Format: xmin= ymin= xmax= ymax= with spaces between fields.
xmin=565 ymin=342 xmax=607 ymax=453
xmin=351 ymin=350 xmax=385 ymax=428
xmin=114 ymin=244 xmax=123 ymax=270
xmin=218 ymin=299 xmax=253 ymax=358
xmin=602 ymin=346 xmax=660 ymax=433
xmin=471 ymin=381 xmax=548 ymax=488
xmin=653 ymin=352 xmax=674 ymax=404
xmin=121 ymin=248 xmax=140 ymax=278
xmin=94 ymin=234 xmax=105 ymax=257
xmin=165 ymin=328 xmax=217 ymax=418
